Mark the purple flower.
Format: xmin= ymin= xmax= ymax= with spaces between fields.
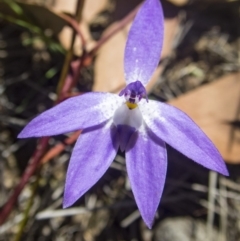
xmin=18 ymin=0 xmax=228 ymax=228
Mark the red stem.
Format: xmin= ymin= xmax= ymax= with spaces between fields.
xmin=88 ymin=4 xmax=140 ymax=57
xmin=59 ymin=13 xmax=86 ymax=50
xmin=0 ymin=137 xmax=49 ymax=225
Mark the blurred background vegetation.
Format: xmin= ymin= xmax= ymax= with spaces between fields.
xmin=0 ymin=0 xmax=239 ymax=240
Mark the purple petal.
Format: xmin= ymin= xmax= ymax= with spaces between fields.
xmin=63 ymin=121 xmax=119 ymax=208
xmin=18 ymin=92 xmax=121 ymax=138
xmin=117 ymin=125 xmax=135 ymax=152
xmin=124 ymin=0 xmax=164 ymax=86
xmin=140 ymin=100 xmax=229 ymax=176
xmin=125 ymin=124 xmax=167 ymax=228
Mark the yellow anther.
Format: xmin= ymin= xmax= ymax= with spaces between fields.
xmin=126 ymin=102 xmax=138 ymax=109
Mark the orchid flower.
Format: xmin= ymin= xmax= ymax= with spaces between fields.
xmin=18 ymin=0 xmax=228 ymax=228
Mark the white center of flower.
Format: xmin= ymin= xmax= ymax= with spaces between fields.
xmin=113 ymin=103 xmax=143 ymax=130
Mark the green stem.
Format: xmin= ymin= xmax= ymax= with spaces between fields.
xmin=56 ymin=0 xmax=85 ymax=96
xmin=13 ymin=169 xmax=41 ymax=241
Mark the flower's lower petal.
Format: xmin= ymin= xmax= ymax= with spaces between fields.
xmin=125 ymin=124 xmax=167 ymax=228
xmin=117 ymin=125 xmax=135 ymax=152
xmin=63 ymin=121 xmax=119 ymax=208
xmin=140 ymin=100 xmax=229 ymax=176
xmin=18 ymin=92 xmax=121 ymax=138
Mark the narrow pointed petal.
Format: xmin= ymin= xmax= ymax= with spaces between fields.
xmin=140 ymin=100 xmax=229 ymax=176
xmin=125 ymin=124 xmax=167 ymax=228
xmin=18 ymin=92 xmax=121 ymax=138
xmin=63 ymin=121 xmax=119 ymax=208
xmin=124 ymin=0 xmax=164 ymax=85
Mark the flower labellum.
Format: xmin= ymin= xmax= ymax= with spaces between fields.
xmin=18 ymin=0 xmax=228 ymax=228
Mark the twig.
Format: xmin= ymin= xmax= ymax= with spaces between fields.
xmin=13 ymin=169 xmax=41 ymax=241
xmin=220 ymin=178 xmax=240 ymax=192
xmin=219 ymin=177 xmax=228 ymax=241
xmin=192 ymin=183 xmax=240 ymax=201
xmin=41 ymin=131 xmax=81 ymax=164
xmin=120 ymin=210 xmax=140 ymax=228
xmin=207 ymin=171 xmax=218 ymax=241
xmin=36 ymin=207 xmax=90 ymax=219
xmin=59 ymin=12 xmax=86 ymax=49
xmin=0 ymin=115 xmax=27 ymax=126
